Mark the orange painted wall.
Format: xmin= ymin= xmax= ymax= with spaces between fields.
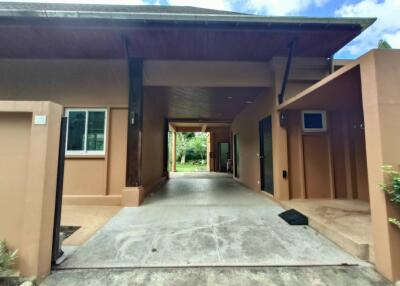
xmin=0 ymin=59 xmax=195 ymax=201
xmin=231 ymin=89 xmax=274 ymax=191
xmin=0 ymin=101 xmax=62 ymax=280
xmin=286 ymin=109 xmax=369 ymax=200
xmin=107 ymin=109 xmax=128 ymax=195
xmin=360 ymin=50 xmax=400 ymax=281
xmin=0 ymin=113 xmax=31 ymax=252
xmin=0 ymin=59 xmax=129 ymax=200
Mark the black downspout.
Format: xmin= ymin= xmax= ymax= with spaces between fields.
xmin=278 ymin=39 xmax=297 ymax=105
xmin=51 ymin=116 xmax=67 ymax=265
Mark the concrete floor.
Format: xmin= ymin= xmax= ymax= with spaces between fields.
xmin=42 ymin=266 xmax=389 ymax=286
xmin=61 ymin=205 xmax=122 ymax=246
xmin=43 ymin=174 xmax=389 ymax=285
xmin=280 ymin=199 xmax=374 ymax=263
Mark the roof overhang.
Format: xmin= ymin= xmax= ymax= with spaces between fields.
xmin=278 ymin=62 xmax=362 ymax=111
xmin=0 ymin=4 xmax=376 ymax=60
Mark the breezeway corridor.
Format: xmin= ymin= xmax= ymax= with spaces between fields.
xmin=43 ymin=174 xmax=388 ymax=285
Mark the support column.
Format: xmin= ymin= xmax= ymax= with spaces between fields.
xmin=123 ymin=58 xmax=145 ymax=207
xmin=163 ymin=118 xmax=169 ymax=178
xmin=207 ymin=132 xmax=211 ymax=172
xmin=272 ymin=110 xmax=290 ymax=200
xmin=171 ymin=131 xmax=177 ymax=172
xmin=360 ymin=51 xmax=400 ymax=282
xmin=272 ymin=64 xmax=290 ymax=200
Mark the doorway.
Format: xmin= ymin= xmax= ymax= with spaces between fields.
xmin=168 ymin=132 xmax=209 ymax=173
xmin=218 ymin=142 xmax=230 ymax=172
xmin=259 ymin=116 xmax=274 ymax=195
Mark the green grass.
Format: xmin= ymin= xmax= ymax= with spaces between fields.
xmin=176 ymin=162 xmax=208 ymax=172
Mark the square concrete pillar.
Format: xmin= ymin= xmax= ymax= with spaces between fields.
xmin=360 ymin=50 xmax=400 ymax=282
xmin=171 ymin=131 xmax=177 ymax=172
xmin=272 ymin=110 xmax=290 ymax=200
xmin=0 ymin=101 xmax=62 ymax=281
xmin=122 ymin=186 xmax=145 ymax=207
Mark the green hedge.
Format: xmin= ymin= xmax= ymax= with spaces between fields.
xmin=380 ymin=166 xmax=400 ymax=228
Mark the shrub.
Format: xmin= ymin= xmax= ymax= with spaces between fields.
xmin=0 ymin=240 xmax=18 ymax=275
xmin=380 ymin=165 xmax=400 ymax=229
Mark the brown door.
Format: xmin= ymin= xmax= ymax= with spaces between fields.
xmin=259 ymin=116 xmax=274 ymax=195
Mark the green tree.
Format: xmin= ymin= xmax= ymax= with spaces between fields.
xmin=189 ymin=133 xmax=208 ymax=161
xmin=378 ymin=39 xmax=392 ymax=49
xmin=176 ymin=132 xmax=195 ymax=164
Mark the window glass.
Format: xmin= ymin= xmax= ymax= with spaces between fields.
xmin=304 ymin=113 xmax=323 ymax=129
xmin=87 ymin=111 xmax=105 ymax=151
xmin=66 ymin=109 xmax=107 ymax=155
xmin=67 ymin=111 xmax=86 ymax=151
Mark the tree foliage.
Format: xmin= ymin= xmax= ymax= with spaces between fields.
xmin=189 ymin=133 xmax=208 ymax=160
xmin=378 ymin=39 xmax=392 ymax=49
xmin=380 ymin=165 xmax=400 ymax=229
xmin=176 ymin=132 xmax=191 ymax=163
xmin=175 ymin=132 xmax=207 ymax=163
xmin=0 ymin=240 xmax=17 ymax=274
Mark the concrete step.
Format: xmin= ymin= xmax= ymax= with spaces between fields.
xmin=308 ymin=216 xmax=373 ymax=262
xmin=280 ymin=200 xmax=374 ymax=264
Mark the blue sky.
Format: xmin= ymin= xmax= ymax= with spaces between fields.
xmin=5 ymin=0 xmax=400 ymax=59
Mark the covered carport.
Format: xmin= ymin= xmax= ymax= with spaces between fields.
xmin=0 ymin=2 xmax=374 ymax=206
xmin=0 ymin=3 xmax=390 ymax=284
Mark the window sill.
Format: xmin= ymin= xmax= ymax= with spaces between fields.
xmin=65 ymin=154 xmax=106 ymax=159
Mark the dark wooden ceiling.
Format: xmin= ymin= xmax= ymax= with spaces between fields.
xmin=0 ymin=21 xmax=361 ymax=60
xmin=145 ymin=86 xmax=265 ymax=121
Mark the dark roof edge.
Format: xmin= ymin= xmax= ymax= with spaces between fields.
xmin=0 ymin=8 xmax=376 ymax=31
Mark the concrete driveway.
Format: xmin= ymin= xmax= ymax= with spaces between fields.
xmin=42 ymin=174 xmax=389 ymax=285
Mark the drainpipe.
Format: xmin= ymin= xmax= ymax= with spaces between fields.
xmin=278 ymin=39 xmax=297 ymax=105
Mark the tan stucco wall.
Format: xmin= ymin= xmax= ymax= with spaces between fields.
xmin=0 ymin=59 xmax=129 ymax=204
xmin=0 ymin=59 xmax=128 ymax=107
xmin=271 ymin=50 xmax=400 ymax=282
xmin=360 ymin=50 xmax=400 ymax=282
xmin=0 ymin=101 xmax=62 ymax=280
xmin=143 ymin=60 xmax=273 ymax=87
xmin=286 ymin=109 xmax=369 ymax=201
xmin=231 ymin=89 xmax=273 ymax=192
xmin=0 ymin=112 xmax=31 ymax=253
xmin=231 ymin=57 xmax=329 ymax=197
xmin=107 ymin=108 xmax=128 ymax=195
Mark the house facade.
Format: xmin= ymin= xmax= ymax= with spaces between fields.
xmin=0 ymin=2 xmax=399 ymax=282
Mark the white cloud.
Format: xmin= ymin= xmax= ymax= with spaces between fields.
xmin=335 ymin=0 xmax=400 ymax=58
xmin=3 ymin=0 xmax=147 ymax=4
xmin=385 ymin=30 xmax=400 ymax=48
xmin=4 ymin=0 xmax=331 ymax=15
xmin=166 ymin=0 xmax=232 ymax=11
xmin=244 ymin=0 xmax=330 ymax=16
xmin=170 ymin=0 xmax=331 ymax=16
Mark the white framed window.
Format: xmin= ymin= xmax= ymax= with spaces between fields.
xmin=302 ymin=110 xmax=327 ymax=132
xmin=65 ymin=108 xmax=107 ymax=155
